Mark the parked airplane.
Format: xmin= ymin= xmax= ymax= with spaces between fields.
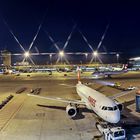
xmin=28 ymin=68 xmax=134 ymax=124
xmin=92 ymin=64 xmax=128 ymax=78
xmin=34 ymin=68 xmax=56 ymax=72
xmin=2 ymin=69 xmax=17 ymax=75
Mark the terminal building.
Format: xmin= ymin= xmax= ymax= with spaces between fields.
xmin=15 ymin=61 xmax=29 ymax=66
xmin=128 ymin=57 xmax=140 ymax=69
xmin=1 ymin=50 xmax=11 ymax=67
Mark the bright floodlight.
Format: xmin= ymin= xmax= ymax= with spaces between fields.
xmin=24 ymin=52 xmax=30 ymax=57
xmin=49 ymin=54 xmax=52 ymax=57
xmin=116 ymin=53 xmax=119 ymax=57
xmin=85 ymin=53 xmax=88 ymax=57
xmin=59 ymin=51 xmax=64 ymax=57
xmin=93 ymin=51 xmax=98 ymax=56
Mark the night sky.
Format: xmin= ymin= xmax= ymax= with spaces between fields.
xmin=0 ymin=0 xmax=140 ymax=64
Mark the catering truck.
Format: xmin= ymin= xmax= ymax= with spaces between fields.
xmin=96 ymin=122 xmax=126 ymax=140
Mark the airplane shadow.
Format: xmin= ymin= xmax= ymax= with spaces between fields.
xmin=119 ymin=99 xmax=140 ymax=139
xmin=37 ymin=104 xmax=93 ymax=120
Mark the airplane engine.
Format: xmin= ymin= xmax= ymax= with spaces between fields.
xmin=66 ymin=104 xmax=77 ymax=117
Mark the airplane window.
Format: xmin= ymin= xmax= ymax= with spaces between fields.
xmin=104 ymin=107 xmax=107 ymax=110
xmin=113 ymin=106 xmax=118 ymax=110
xmin=102 ymin=106 xmax=118 ymax=111
xmin=107 ymin=107 xmax=113 ymax=111
xmin=102 ymin=106 xmax=105 ymax=110
xmin=102 ymin=106 xmax=108 ymax=110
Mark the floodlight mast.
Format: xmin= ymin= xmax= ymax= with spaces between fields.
xmin=85 ymin=53 xmax=88 ymax=59
xmin=23 ymin=51 xmax=30 ymax=65
xmin=59 ymin=51 xmax=64 ymax=57
xmin=93 ymin=51 xmax=98 ymax=62
xmin=49 ymin=54 xmax=52 ymax=65
xmin=93 ymin=51 xmax=98 ymax=56
xmin=59 ymin=50 xmax=64 ymax=64
xmin=24 ymin=51 xmax=30 ymax=58
xmin=116 ymin=53 xmax=119 ymax=63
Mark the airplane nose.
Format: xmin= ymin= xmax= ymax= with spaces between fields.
xmin=112 ymin=116 xmax=120 ymax=123
xmin=110 ymin=112 xmax=120 ymax=123
xmin=108 ymin=111 xmax=120 ymax=123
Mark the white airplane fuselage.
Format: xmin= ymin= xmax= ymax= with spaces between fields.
xmin=76 ymin=82 xmax=120 ymax=123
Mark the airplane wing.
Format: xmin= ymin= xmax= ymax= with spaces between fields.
xmin=109 ymin=88 xmax=137 ymax=100
xmin=59 ymin=83 xmax=76 ymax=88
xmin=94 ymin=80 xmax=138 ymax=100
xmin=27 ymin=94 xmax=86 ymax=105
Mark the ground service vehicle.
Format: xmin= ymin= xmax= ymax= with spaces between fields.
xmin=96 ymin=122 xmax=126 ymax=140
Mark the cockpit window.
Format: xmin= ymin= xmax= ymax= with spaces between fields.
xmin=108 ymin=107 xmax=113 ymax=111
xmin=104 ymin=107 xmax=107 ymax=110
xmin=102 ymin=106 xmax=118 ymax=111
xmin=102 ymin=106 xmax=107 ymax=110
xmin=113 ymin=106 xmax=118 ymax=110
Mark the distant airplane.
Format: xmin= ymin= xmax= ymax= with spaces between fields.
xmin=28 ymin=67 xmax=134 ymax=124
xmin=1 ymin=69 xmax=14 ymax=75
xmin=92 ymin=64 xmax=128 ymax=78
xmin=34 ymin=68 xmax=56 ymax=72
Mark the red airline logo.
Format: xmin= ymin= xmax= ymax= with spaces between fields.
xmin=88 ymin=96 xmax=96 ymax=107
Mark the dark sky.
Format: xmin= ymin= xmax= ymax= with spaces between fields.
xmin=0 ymin=0 xmax=140 ymax=63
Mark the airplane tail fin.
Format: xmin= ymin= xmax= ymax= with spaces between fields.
xmin=77 ymin=66 xmax=81 ymax=84
xmin=122 ymin=64 xmax=128 ymax=70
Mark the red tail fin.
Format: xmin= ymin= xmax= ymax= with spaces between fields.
xmin=77 ymin=66 xmax=81 ymax=83
xmin=77 ymin=70 xmax=80 ymax=82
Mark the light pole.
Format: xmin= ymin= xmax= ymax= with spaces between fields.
xmin=23 ymin=51 xmax=30 ymax=68
xmin=85 ymin=53 xmax=88 ymax=60
xmin=116 ymin=53 xmax=119 ymax=64
xmin=93 ymin=51 xmax=98 ymax=63
xmin=49 ymin=54 xmax=52 ymax=65
xmin=85 ymin=53 xmax=88 ymax=64
xmin=24 ymin=51 xmax=30 ymax=58
xmin=80 ymin=60 xmax=82 ymax=65
xmin=24 ymin=51 xmax=30 ymax=63
xmin=59 ymin=50 xmax=64 ymax=64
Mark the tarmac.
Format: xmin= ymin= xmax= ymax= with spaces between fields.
xmin=0 ymin=71 xmax=139 ymax=140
